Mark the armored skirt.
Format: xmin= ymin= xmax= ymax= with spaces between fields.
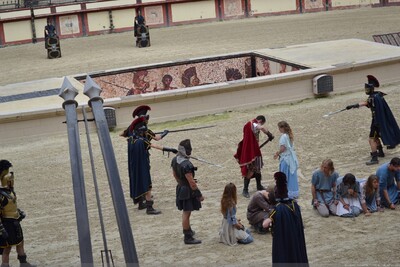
xmin=0 ymin=219 xmax=24 ymax=248
xmin=176 ymin=185 xmax=202 ymax=211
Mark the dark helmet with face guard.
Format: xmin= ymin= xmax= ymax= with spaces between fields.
xmin=365 ymin=75 xmax=379 ymax=95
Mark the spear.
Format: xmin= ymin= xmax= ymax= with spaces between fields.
xmin=154 ymin=125 xmax=216 ymax=134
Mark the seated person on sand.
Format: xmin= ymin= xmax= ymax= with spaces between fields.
xmin=311 ymin=159 xmax=339 ymax=217
xmin=246 ymin=187 xmax=276 ymax=234
xmin=336 ymin=173 xmax=362 ymax=218
xmin=360 ymin=174 xmax=382 ymax=216
xmin=376 ymin=157 xmax=400 ymax=210
xmin=219 ymin=183 xmax=253 ymax=246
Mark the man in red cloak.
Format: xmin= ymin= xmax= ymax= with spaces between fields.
xmin=234 ymin=115 xmax=274 ymax=198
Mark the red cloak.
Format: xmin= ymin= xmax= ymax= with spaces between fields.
xmin=234 ymin=119 xmax=262 ymax=176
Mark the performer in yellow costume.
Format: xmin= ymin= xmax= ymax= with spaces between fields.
xmin=0 ymin=160 xmax=35 ymax=267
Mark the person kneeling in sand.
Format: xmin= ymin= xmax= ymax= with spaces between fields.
xmin=246 ymin=187 xmax=276 ymax=234
xmin=336 ymin=173 xmax=362 ymax=217
xmin=360 ymin=174 xmax=383 ymax=215
xmin=311 ymin=159 xmax=339 ymax=217
xmin=219 ymin=183 xmax=253 ymax=246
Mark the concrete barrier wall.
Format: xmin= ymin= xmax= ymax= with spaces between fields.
xmin=1 ymin=55 xmax=399 ymax=140
xmin=1 ymin=0 xmax=399 ymax=47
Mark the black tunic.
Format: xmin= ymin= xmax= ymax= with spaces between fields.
xmin=171 ymin=157 xmax=202 ymax=212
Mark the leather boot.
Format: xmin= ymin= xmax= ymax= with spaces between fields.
xmin=138 ymin=200 xmax=146 ymax=210
xmin=137 ymin=196 xmax=146 ymax=210
xmin=242 ymin=178 xmax=250 ymax=198
xmin=189 ymin=226 xmax=196 ymax=236
xmin=146 ymin=200 xmax=161 ymax=215
xmin=183 ymin=229 xmax=201 ymax=244
xmin=255 ymin=222 xmax=268 ymax=235
xmin=377 ymin=145 xmax=385 ymax=158
xmin=17 ymin=254 xmax=36 ymax=267
xmin=254 ymin=173 xmax=265 ymax=190
xmin=366 ymin=152 xmax=379 ymax=165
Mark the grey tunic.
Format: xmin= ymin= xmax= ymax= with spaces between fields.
xmin=246 ymin=191 xmax=275 ymax=226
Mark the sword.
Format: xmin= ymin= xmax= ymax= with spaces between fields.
xmin=260 ymin=137 xmax=273 ymax=149
xmin=154 ymin=125 xmax=216 ymax=134
xmin=189 ymin=156 xmax=223 ymax=168
xmin=62 ymin=118 xmax=95 ymax=123
xmin=323 ymin=108 xmax=347 ymax=118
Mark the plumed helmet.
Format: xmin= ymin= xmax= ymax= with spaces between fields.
xmin=365 ymin=75 xmax=379 ymax=95
xmin=132 ymin=105 xmax=151 ymax=118
xmin=274 ymin=171 xmax=288 ymax=200
xmin=367 ymin=75 xmax=380 ymax=88
xmin=128 ymin=116 xmax=147 ymax=134
xmin=179 ymin=139 xmax=192 ymax=156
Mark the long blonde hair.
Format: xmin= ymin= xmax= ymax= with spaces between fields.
xmin=321 ymin=159 xmax=335 ymax=176
xmin=278 ymin=121 xmax=294 ymax=142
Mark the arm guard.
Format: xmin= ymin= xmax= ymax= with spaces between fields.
xmin=346 ymin=103 xmax=360 ymax=110
xmin=160 ymin=130 xmax=169 ymax=139
xmin=266 ymin=131 xmax=274 ymax=141
xmin=162 ymin=147 xmax=178 ymax=154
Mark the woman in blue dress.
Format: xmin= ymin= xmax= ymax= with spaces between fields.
xmin=219 ymin=183 xmax=253 ymax=246
xmin=274 ymin=121 xmax=299 ymax=199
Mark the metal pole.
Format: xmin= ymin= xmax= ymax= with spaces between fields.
xmin=58 ymin=77 xmax=94 ymax=266
xmin=30 ymin=6 xmax=37 ymax=43
xmin=83 ymin=76 xmax=139 ymax=267
xmin=82 ymin=106 xmax=112 ymax=267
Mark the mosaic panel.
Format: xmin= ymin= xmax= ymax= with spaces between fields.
xmin=144 ymin=5 xmax=164 ymax=25
xmin=304 ymin=0 xmax=324 ymax=9
xmin=223 ymin=0 xmax=244 ymax=17
xmin=81 ymin=55 xmax=305 ymax=99
xmin=59 ymin=15 xmax=80 ymax=35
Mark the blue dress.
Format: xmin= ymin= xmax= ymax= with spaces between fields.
xmin=279 ymin=134 xmax=299 ymax=199
xmin=360 ymin=180 xmax=380 ymax=212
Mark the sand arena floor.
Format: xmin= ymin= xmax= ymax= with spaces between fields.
xmin=1 ymin=6 xmax=400 ymax=267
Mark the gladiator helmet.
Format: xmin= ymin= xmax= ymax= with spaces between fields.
xmin=178 ymin=139 xmax=192 ymax=156
xmin=132 ymin=105 xmax=151 ymax=119
xmin=0 ymin=160 xmax=14 ymax=188
xmin=365 ymin=75 xmax=379 ymax=95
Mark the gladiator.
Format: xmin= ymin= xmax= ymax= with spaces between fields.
xmin=0 ymin=160 xmax=36 ymax=267
xmin=346 ymin=75 xmax=400 ymax=165
xmin=121 ymin=105 xmax=169 ymax=211
xmin=234 ymin=115 xmax=274 ymax=198
xmin=171 ymin=139 xmax=204 ymax=244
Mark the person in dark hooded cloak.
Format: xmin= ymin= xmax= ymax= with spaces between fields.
xmin=263 ymin=172 xmax=308 ymax=267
